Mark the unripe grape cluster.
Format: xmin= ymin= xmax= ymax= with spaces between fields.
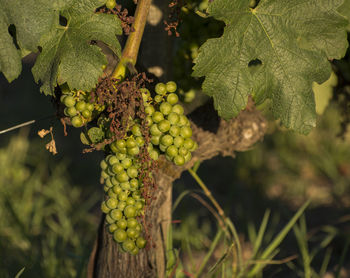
xmin=60 ymin=89 xmax=102 ymax=128
xmin=62 ymin=79 xmax=197 ymax=254
xmin=99 ymin=134 xmax=147 ymax=254
xmin=143 ymin=81 xmax=198 ymax=165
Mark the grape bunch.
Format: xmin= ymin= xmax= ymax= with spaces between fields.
xmin=143 ymin=81 xmax=198 ymax=166
xmin=63 ymin=79 xmax=197 ymax=254
xmin=60 ymin=88 xmax=102 ymax=128
xmin=99 ymin=135 xmax=147 ymax=254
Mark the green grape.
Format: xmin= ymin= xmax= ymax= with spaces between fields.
xmin=106 ymin=214 xmax=115 ymax=224
xmin=110 ymin=209 xmax=123 ymax=221
xmin=82 ymin=109 xmax=92 ymax=118
xmin=110 ymin=142 xmax=119 ymax=154
xmin=154 ymin=95 xmax=163 ymax=103
xmin=120 ymin=181 xmax=130 ymax=190
xmin=117 ymin=201 xmax=127 ymax=210
xmin=101 ymin=201 xmax=110 ymax=214
xmin=106 ymin=167 xmax=115 ymax=176
xmin=159 ymin=102 xmax=172 ymax=115
xmin=184 ymin=90 xmax=196 ymax=103
xmin=75 ymin=101 xmax=86 ymax=112
xmin=132 ymin=125 xmax=142 ymax=136
xmin=167 ymin=112 xmax=179 ymax=125
xmin=106 ymin=198 xmax=118 ymax=209
xmin=113 ymin=185 xmax=122 ymax=194
xmin=169 ymin=126 xmax=180 ymax=137
xmin=190 ymin=142 xmax=198 ymax=152
xmin=130 ymin=247 xmax=139 ymax=255
xmin=111 ymin=176 xmax=119 ymax=186
xmin=101 ymin=170 xmax=109 ymax=179
xmin=179 ymin=115 xmax=190 ymax=126
xmin=166 ymin=81 xmax=177 ymax=93
xmin=63 ymin=95 xmax=76 ymax=107
xmin=174 ymin=155 xmax=185 ymax=166
xmin=183 ymin=138 xmax=195 ymax=150
xmin=127 ymin=218 xmax=138 ymax=228
xmin=150 ymin=135 xmax=161 ymax=145
xmin=150 ymin=124 xmax=162 ymax=136
xmin=126 ymin=197 xmax=136 ymax=206
xmin=159 ymin=144 xmax=167 ymax=152
xmin=126 ymin=137 xmax=137 ymax=148
xmin=166 ymin=145 xmax=178 ymax=157
xmin=105 ymin=178 xmax=113 ymax=188
xmin=181 ymin=126 xmax=192 ymax=138
xmin=106 ymin=0 xmax=116 ymax=9
xmin=103 ymin=185 xmax=109 ymax=192
xmin=116 ymin=139 xmax=126 ymax=149
xmin=112 ymin=163 xmax=124 ymax=174
xmin=122 ymin=239 xmax=136 ymax=252
xmin=152 ymin=111 xmax=164 ymax=123
xmin=167 ymin=93 xmax=179 ymax=105
xmin=135 ymin=223 xmax=142 ymax=232
xmin=136 ymin=237 xmax=147 ymax=249
xmin=158 ymin=120 xmax=171 ymax=133
xmin=86 ymin=103 xmax=94 ymax=111
xmin=135 ymin=136 xmax=145 ymax=146
xmin=135 ymin=201 xmax=144 ymax=210
xmin=100 ymin=160 xmax=108 ymax=170
xmin=145 ymin=105 xmax=155 ymax=116
xmin=149 ymin=149 xmax=159 ymax=160
xmin=178 ymin=146 xmax=189 ymax=156
xmin=129 ymin=179 xmax=139 ymax=190
xmin=108 ymin=155 xmax=119 ymax=165
xmin=118 ymin=191 xmax=128 ymax=201
xmin=109 ymin=223 xmax=118 ymax=233
xmin=128 ymin=146 xmax=140 ymax=156
xmin=155 ymin=83 xmax=167 ymax=95
xmin=172 ymin=104 xmax=184 ymax=115
xmin=121 ymin=158 xmax=132 ymax=169
xmin=146 ymin=116 xmax=153 ymax=126
xmin=60 ymin=95 xmax=67 ymax=103
xmin=65 ymin=106 xmax=78 ymax=117
xmin=124 ymin=205 xmax=137 ymax=218
xmin=117 ymin=219 xmax=128 ymax=230
xmin=71 ymin=116 xmax=83 ymax=127
xmin=132 ymin=191 xmax=142 ymax=199
xmin=114 ymin=229 xmax=127 ymax=243
xmin=117 ymin=172 xmax=129 ymax=183
xmin=127 ymin=228 xmax=139 ymax=239
xmin=116 ymin=152 xmax=127 ymax=160
xmin=160 ymin=135 xmax=173 ymax=146
xmin=127 ymin=167 xmax=138 ymax=178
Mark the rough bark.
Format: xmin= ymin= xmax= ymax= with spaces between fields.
xmin=88 ymin=1 xmax=268 ymax=277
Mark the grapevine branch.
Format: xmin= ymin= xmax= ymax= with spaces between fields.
xmin=112 ymin=0 xmax=152 ymax=79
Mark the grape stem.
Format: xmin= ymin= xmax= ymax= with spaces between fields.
xmin=112 ymin=0 xmax=152 ymax=79
xmin=188 ymin=168 xmax=243 ymax=274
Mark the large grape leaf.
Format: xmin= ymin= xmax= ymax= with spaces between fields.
xmin=339 ymin=0 xmax=350 ymax=31
xmin=32 ymin=0 xmax=122 ymax=95
xmin=193 ymin=0 xmax=349 ymax=134
xmin=0 ymin=0 xmax=70 ymax=82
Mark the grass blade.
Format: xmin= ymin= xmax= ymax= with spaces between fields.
xmin=247 ymin=200 xmax=310 ymax=277
xmin=195 ymin=229 xmax=223 ymax=278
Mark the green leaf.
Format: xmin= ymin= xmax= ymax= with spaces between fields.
xmin=339 ymin=0 xmax=350 ymax=31
xmin=193 ymin=0 xmax=348 ymax=134
xmin=0 ymin=0 xmax=62 ymax=81
xmin=15 ymin=267 xmax=25 ymax=278
xmin=32 ymin=0 xmax=122 ymax=95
